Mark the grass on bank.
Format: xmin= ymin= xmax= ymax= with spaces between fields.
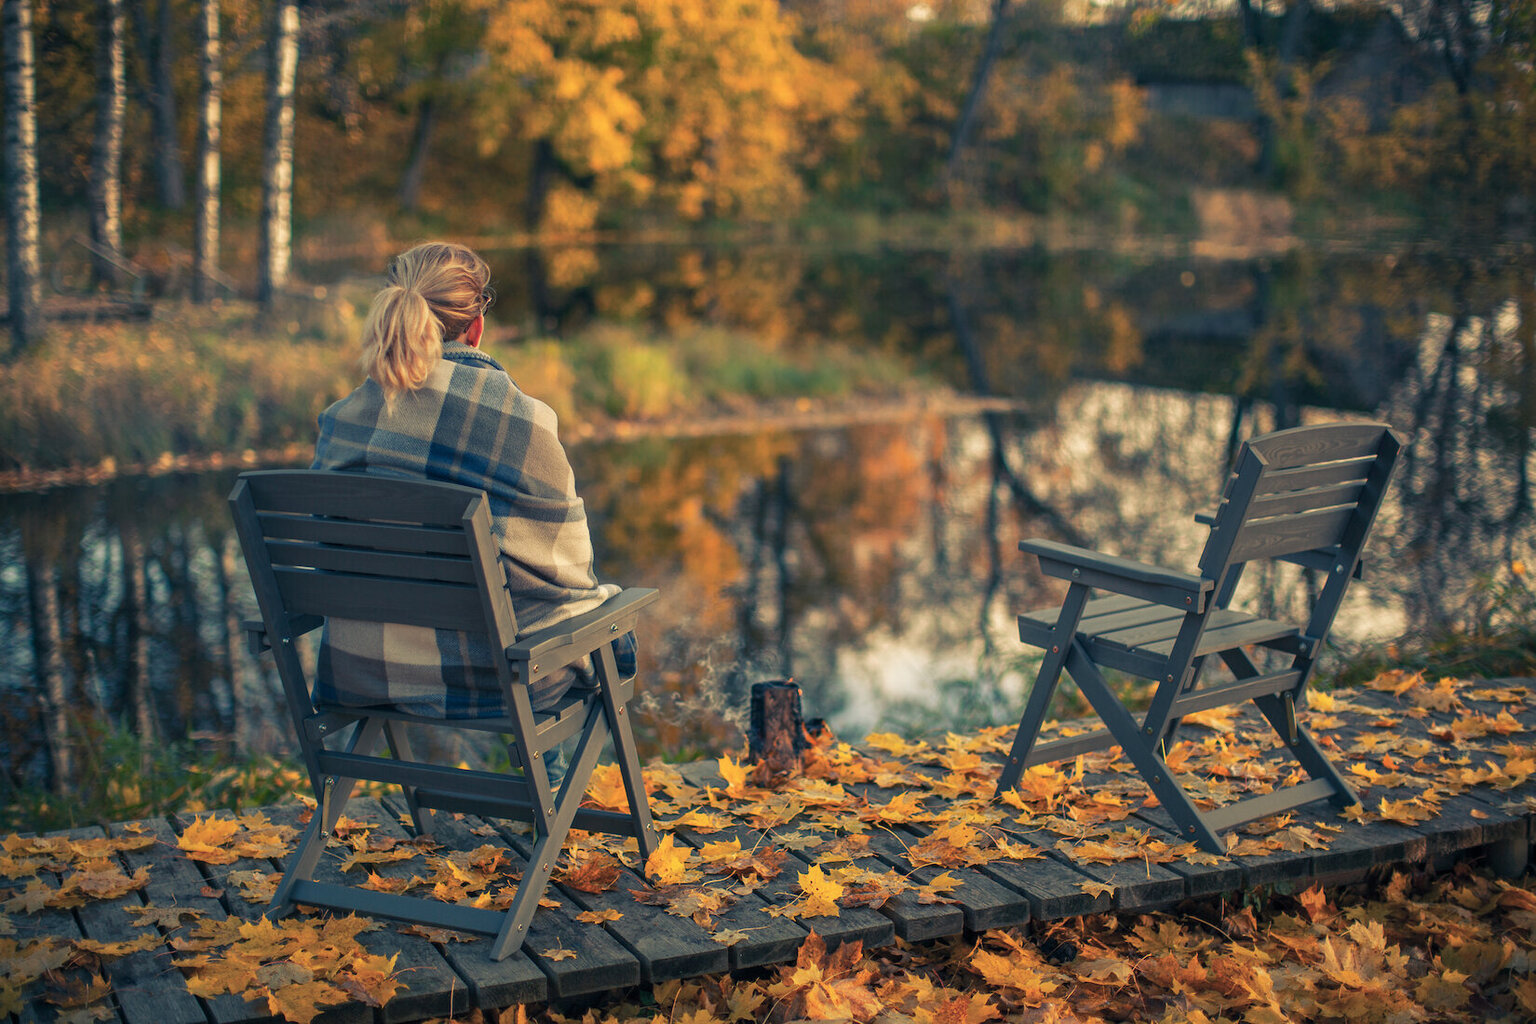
xmin=0 ymin=297 xmax=939 ymax=476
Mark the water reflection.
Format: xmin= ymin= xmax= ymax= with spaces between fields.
xmin=2 ymin=243 xmax=1533 ymax=797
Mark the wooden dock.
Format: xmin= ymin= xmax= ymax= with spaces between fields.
xmin=5 ymin=673 xmax=1536 ymax=1023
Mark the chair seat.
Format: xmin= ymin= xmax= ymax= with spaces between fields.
xmin=1020 ymin=593 xmax=1302 ymax=676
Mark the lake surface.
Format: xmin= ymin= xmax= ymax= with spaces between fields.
xmin=3 ymin=239 xmax=1533 ymax=793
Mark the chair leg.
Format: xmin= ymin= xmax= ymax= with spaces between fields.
xmin=490 ymin=702 xmax=614 ymax=961
xmin=1252 ymin=692 xmax=1359 ymax=808
xmin=1221 ymin=649 xmax=1359 ymax=809
xmin=593 ymin=642 xmax=660 ymax=861
xmin=1063 ymin=643 xmax=1225 ymax=853
xmin=267 ymin=718 xmax=380 ymax=918
xmin=998 ymin=584 xmax=1090 ymax=795
xmin=383 ymin=720 xmax=435 ymax=837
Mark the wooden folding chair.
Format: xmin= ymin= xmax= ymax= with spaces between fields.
xmin=996 ymin=423 xmax=1404 ymax=853
xmin=229 ymin=469 xmax=660 ymax=959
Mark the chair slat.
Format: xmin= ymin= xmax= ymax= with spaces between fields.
xmin=265 ymin=539 xmax=477 ymax=583
xmin=1252 ymin=456 xmax=1375 ymax=496
xmin=1227 ymin=504 xmax=1356 ymax=564
xmin=1247 ymin=422 xmax=1388 ymax=466
xmin=272 ymin=567 xmax=485 ymax=628
xmin=1246 ymin=480 xmax=1365 ymax=519
xmin=241 ymin=469 xmax=483 ymax=525
xmin=259 ymin=513 xmax=473 ymax=557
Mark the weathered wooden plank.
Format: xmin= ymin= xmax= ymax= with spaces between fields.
xmin=664 ymin=831 xmax=813 ymax=971
xmin=108 ymin=817 xmax=268 ymax=1024
xmin=70 ymin=823 xmax=207 ymax=1024
xmin=362 ymin=798 xmax=548 ymax=1009
xmin=13 ymin=826 xmax=126 ymax=1024
xmin=860 ymin=827 xmax=1031 ymax=933
xmin=491 ymin=823 xmax=730 ymax=985
xmin=170 ymin=807 xmax=380 ymax=1024
xmin=260 ymin=800 xmax=472 ymax=1023
xmin=373 ymin=804 xmax=640 ymax=1002
xmin=671 ymin=762 xmax=899 ymax=951
xmin=671 ymin=819 xmax=898 ymax=953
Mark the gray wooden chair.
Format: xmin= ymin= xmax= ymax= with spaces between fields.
xmin=229 ymin=469 xmax=660 ymax=960
xmin=996 ymin=423 xmax=1404 ymax=853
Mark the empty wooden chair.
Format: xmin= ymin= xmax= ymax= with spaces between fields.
xmin=229 ymin=469 xmax=660 ymax=959
xmin=996 ymin=423 xmax=1404 ymax=853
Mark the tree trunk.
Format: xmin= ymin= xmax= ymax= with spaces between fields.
xmin=257 ymin=0 xmax=299 ymax=308
xmin=943 ymin=0 xmax=1012 ymax=197
xmin=25 ymin=557 xmax=73 ymax=792
xmin=397 ymin=91 xmax=436 ymax=212
xmin=192 ymin=0 xmax=222 ymax=303
xmin=2 ymin=0 xmax=42 ymax=353
xmin=90 ymin=0 xmax=127 ymax=285
xmin=132 ymin=0 xmax=185 ymax=209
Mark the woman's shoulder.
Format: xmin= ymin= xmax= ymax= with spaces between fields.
xmin=438 ymin=344 xmax=560 ymax=434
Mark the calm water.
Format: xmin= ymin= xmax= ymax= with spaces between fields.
xmin=3 ymin=240 xmax=1533 ymax=793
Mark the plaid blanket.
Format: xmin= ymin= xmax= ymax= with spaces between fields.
xmin=311 ymin=342 xmax=619 ymax=715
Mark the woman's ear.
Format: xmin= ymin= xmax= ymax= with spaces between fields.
xmin=464 ymin=315 xmax=484 ymax=347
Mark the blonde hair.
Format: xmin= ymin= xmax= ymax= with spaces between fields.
xmin=360 ymin=242 xmax=494 ymax=398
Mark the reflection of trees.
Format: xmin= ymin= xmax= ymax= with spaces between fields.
xmin=1 ymin=474 xmax=284 ymax=797
xmin=1380 ymin=254 xmax=1535 ymax=633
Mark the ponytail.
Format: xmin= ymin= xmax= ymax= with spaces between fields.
xmin=357 ymin=242 xmax=493 ymax=400
xmin=361 ymin=284 xmax=443 ymax=399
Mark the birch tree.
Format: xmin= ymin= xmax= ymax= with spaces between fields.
xmin=192 ymin=0 xmax=221 ymax=303
xmin=3 ymin=0 xmax=41 ymax=354
xmin=90 ymin=0 xmax=126 ymax=284
xmin=257 ymin=0 xmax=298 ymax=308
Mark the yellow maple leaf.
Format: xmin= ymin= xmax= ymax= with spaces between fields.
xmin=1080 ymin=880 xmax=1116 ymax=900
xmin=541 ymin=945 xmax=577 ymax=961
xmin=795 ymin=864 xmax=844 ymax=918
xmin=177 ymin=817 xmax=243 ymax=865
xmin=575 ymin=908 xmax=623 ymax=924
xmin=717 ymin=755 xmax=751 ymax=797
xmin=582 ymin=762 xmax=630 ymax=812
xmin=264 ymin=978 xmax=350 ymax=1024
xmin=645 ymin=834 xmax=700 ymax=886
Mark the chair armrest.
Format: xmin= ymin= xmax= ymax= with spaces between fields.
xmin=1193 ymin=508 xmax=1217 ymax=526
xmin=1020 ymin=539 xmax=1213 ymax=613
xmin=243 ymin=614 xmax=325 ymax=656
xmin=506 ymin=588 xmax=660 ymax=665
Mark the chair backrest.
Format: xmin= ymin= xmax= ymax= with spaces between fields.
xmin=229 ymin=469 xmax=519 ymax=654
xmin=1197 ymin=422 xmax=1403 ymax=629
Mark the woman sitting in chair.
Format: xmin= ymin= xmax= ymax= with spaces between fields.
xmin=312 ymin=241 xmax=633 ymax=715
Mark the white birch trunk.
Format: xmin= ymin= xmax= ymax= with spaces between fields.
xmin=193 ymin=0 xmax=222 ymax=303
xmin=3 ymin=0 xmax=41 ymax=353
xmin=257 ymin=0 xmax=299 ymax=307
xmin=90 ymin=0 xmax=127 ymax=285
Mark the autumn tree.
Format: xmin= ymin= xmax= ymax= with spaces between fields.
xmin=3 ymin=0 xmax=41 ymax=353
xmin=257 ymin=0 xmax=298 ymax=307
xmin=476 ymin=0 xmax=838 ymax=231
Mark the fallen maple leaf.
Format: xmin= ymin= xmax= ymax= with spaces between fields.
xmin=575 ymin=908 xmax=623 ymax=924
